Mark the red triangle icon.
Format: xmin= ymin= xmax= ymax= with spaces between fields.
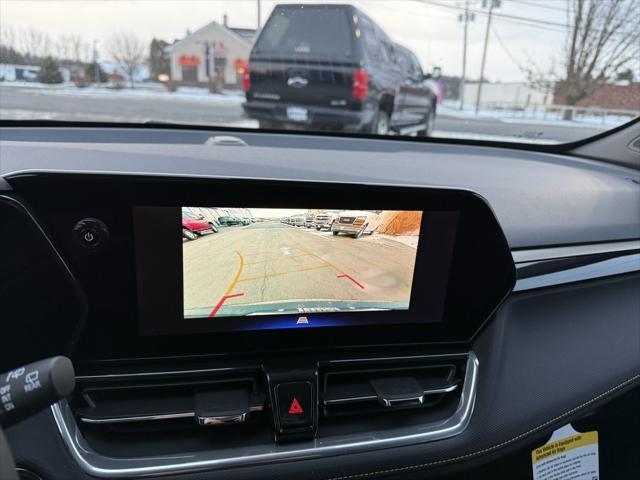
xmin=288 ymin=397 xmax=304 ymax=415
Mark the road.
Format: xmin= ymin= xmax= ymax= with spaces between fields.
xmin=182 ymin=222 xmax=418 ymax=318
xmin=0 ymin=85 xmax=607 ymax=143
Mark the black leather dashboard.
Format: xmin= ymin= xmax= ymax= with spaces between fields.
xmin=1 ymin=126 xmax=639 ymax=480
xmin=1 ymin=127 xmax=639 ymax=248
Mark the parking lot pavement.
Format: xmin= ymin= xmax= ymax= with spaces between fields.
xmin=0 ymin=85 xmax=608 ymax=143
xmin=182 ymin=222 xmax=419 ymax=317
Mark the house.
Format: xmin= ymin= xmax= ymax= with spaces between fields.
xmin=166 ymin=16 xmax=256 ymax=88
xmin=574 ymin=82 xmax=640 ymax=112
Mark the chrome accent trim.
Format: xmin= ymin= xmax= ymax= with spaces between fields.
xmin=51 ymin=352 xmax=478 ymax=478
xmin=511 ymin=240 xmax=640 ymax=263
xmin=324 ymin=383 xmax=458 ymax=406
xmin=80 ymin=412 xmax=195 ymax=424
xmin=514 ymin=252 xmax=640 ymax=292
xmin=75 ymin=366 xmax=248 ymax=381
xmin=197 ymin=412 xmax=248 ymax=426
xmin=381 ymin=395 xmax=424 ymax=407
xmin=324 ymin=394 xmax=378 ymax=406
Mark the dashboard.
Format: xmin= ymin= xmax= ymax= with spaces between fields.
xmin=1 ymin=125 xmax=639 ymax=480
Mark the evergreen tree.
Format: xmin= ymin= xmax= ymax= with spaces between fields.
xmin=149 ymin=38 xmax=170 ymax=79
xmin=85 ymin=62 xmax=108 ymax=83
xmin=37 ymin=56 xmax=64 ymax=84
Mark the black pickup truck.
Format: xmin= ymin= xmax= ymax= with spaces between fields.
xmin=242 ymin=3 xmax=438 ymax=135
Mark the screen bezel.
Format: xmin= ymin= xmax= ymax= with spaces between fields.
xmin=136 ymin=207 xmax=457 ymax=335
xmin=9 ymin=174 xmax=515 ymax=361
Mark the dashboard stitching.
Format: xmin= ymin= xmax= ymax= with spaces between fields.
xmin=325 ymin=373 xmax=640 ymax=480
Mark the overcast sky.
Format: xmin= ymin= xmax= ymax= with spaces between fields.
xmin=0 ymin=0 xmax=578 ymax=82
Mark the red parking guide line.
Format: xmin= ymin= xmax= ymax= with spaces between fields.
xmin=209 ymin=292 xmax=245 ymax=318
xmin=337 ymin=274 xmax=365 ymax=289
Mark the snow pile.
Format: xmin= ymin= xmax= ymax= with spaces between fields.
xmin=439 ymin=102 xmax=635 ymax=128
xmin=1 ymin=81 xmax=245 ymax=105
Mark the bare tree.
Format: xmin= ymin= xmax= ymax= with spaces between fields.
xmin=68 ymin=34 xmax=90 ymax=63
xmin=526 ymin=0 xmax=639 ymax=118
xmin=108 ymin=31 xmax=145 ymax=88
xmin=0 ymin=25 xmax=17 ymax=50
xmin=25 ymin=27 xmax=50 ymax=60
xmin=55 ymin=34 xmax=72 ymax=62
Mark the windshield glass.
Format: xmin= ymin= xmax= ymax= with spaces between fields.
xmin=1 ymin=0 xmax=638 ymax=144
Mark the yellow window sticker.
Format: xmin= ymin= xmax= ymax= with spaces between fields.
xmin=532 ymin=423 xmax=598 ymax=480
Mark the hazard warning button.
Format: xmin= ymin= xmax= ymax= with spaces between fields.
xmin=275 ymin=381 xmax=313 ymax=431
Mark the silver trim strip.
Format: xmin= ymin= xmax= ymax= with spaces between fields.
xmin=80 ymin=412 xmax=194 ymax=424
xmin=51 ymin=352 xmax=478 ymax=478
xmin=324 ymin=383 xmax=459 ymax=406
xmin=514 ymin=252 xmax=640 ymax=292
xmin=197 ymin=413 xmax=248 ymax=426
xmin=511 ymin=240 xmax=640 ymax=263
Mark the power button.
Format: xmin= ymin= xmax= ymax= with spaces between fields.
xmin=72 ymin=218 xmax=109 ymax=250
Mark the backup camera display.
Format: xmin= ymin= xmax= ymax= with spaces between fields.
xmin=182 ymin=208 xmax=423 ymax=319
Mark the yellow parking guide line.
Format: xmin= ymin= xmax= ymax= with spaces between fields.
xmin=244 ymin=253 xmax=311 ymax=266
xmin=224 ymin=250 xmax=244 ymax=296
xmin=237 ymin=264 xmax=331 ymax=283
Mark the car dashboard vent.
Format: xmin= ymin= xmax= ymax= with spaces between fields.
xmin=322 ymin=362 xmax=460 ymax=417
xmin=53 ymin=353 xmax=477 ymax=477
xmin=317 ymin=354 xmax=470 ymax=440
xmin=73 ymin=373 xmax=266 ymax=427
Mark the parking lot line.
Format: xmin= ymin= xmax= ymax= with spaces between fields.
xmin=208 ymin=250 xmax=245 ymax=317
xmin=244 ymin=252 xmax=310 ymax=266
xmin=236 ymin=264 xmax=331 ymax=284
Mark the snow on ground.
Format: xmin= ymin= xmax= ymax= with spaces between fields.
xmin=359 ymin=233 xmax=419 ymax=249
xmin=0 ymin=81 xmax=245 ymax=105
xmin=432 ymin=129 xmax=557 ymax=144
xmin=439 ymin=101 xmax=635 ymax=129
xmin=303 ymin=227 xmax=418 ymax=249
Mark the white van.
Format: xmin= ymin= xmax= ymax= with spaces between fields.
xmin=331 ymin=210 xmax=382 ymax=238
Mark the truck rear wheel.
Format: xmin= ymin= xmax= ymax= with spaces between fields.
xmin=417 ymin=106 xmax=435 ymax=137
xmin=370 ymin=110 xmax=390 ymax=135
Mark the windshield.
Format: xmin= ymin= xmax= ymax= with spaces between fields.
xmin=1 ymin=0 xmax=638 ymax=144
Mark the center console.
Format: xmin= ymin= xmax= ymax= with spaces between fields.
xmin=1 ymin=173 xmax=515 ymax=477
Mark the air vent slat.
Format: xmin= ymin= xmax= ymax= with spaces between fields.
xmin=71 ymin=371 xmax=266 ymax=426
xmin=320 ymin=359 xmax=464 ymax=417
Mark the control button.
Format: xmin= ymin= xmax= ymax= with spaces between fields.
xmin=275 ymin=381 xmax=313 ymax=431
xmin=72 ymin=218 xmax=109 ymax=250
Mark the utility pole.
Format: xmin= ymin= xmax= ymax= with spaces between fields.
xmin=257 ymin=0 xmax=262 ymax=30
xmin=475 ymin=0 xmax=500 ymax=114
xmin=92 ymin=39 xmax=100 ymax=84
xmin=458 ymin=1 xmax=474 ymax=110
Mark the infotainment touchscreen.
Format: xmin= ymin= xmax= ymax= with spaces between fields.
xmin=182 ymin=208 xmax=422 ymax=319
xmin=134 ymin=205 xmax=459 ymax=336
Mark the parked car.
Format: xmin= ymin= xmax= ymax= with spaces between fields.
xmin=314 ymin=211 xmax=340 ymax=230
xmin=182 ymin=212 xmax=217 ymax=240
xmin=305 ymin=215 xmax=315 ymax=228
xmin=218 ymin=216 xmax=242 ymax=226
xmin=291 ymin=216 xmax=306 ymax=227
xmin=242 ymin=4 xmax=437 ymax=135
xmin=331 ymin=210 xmax=382 ymax=238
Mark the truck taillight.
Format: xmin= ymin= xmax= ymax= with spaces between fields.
xmin=242 ymin=67 xmax=251 ymax=92
xmin=352 ymin=68 xmax=368 ymax=101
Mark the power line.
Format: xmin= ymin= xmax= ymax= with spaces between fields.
xmin=425 ymin=0 xmax=571 ymax=29
xmin=490 ymin=24 xmax=526 ymax=70
xmin=509 ymin=0 xmax=567 ymax=13
xmin=424 ymin=0 xmax=638 ymax=37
